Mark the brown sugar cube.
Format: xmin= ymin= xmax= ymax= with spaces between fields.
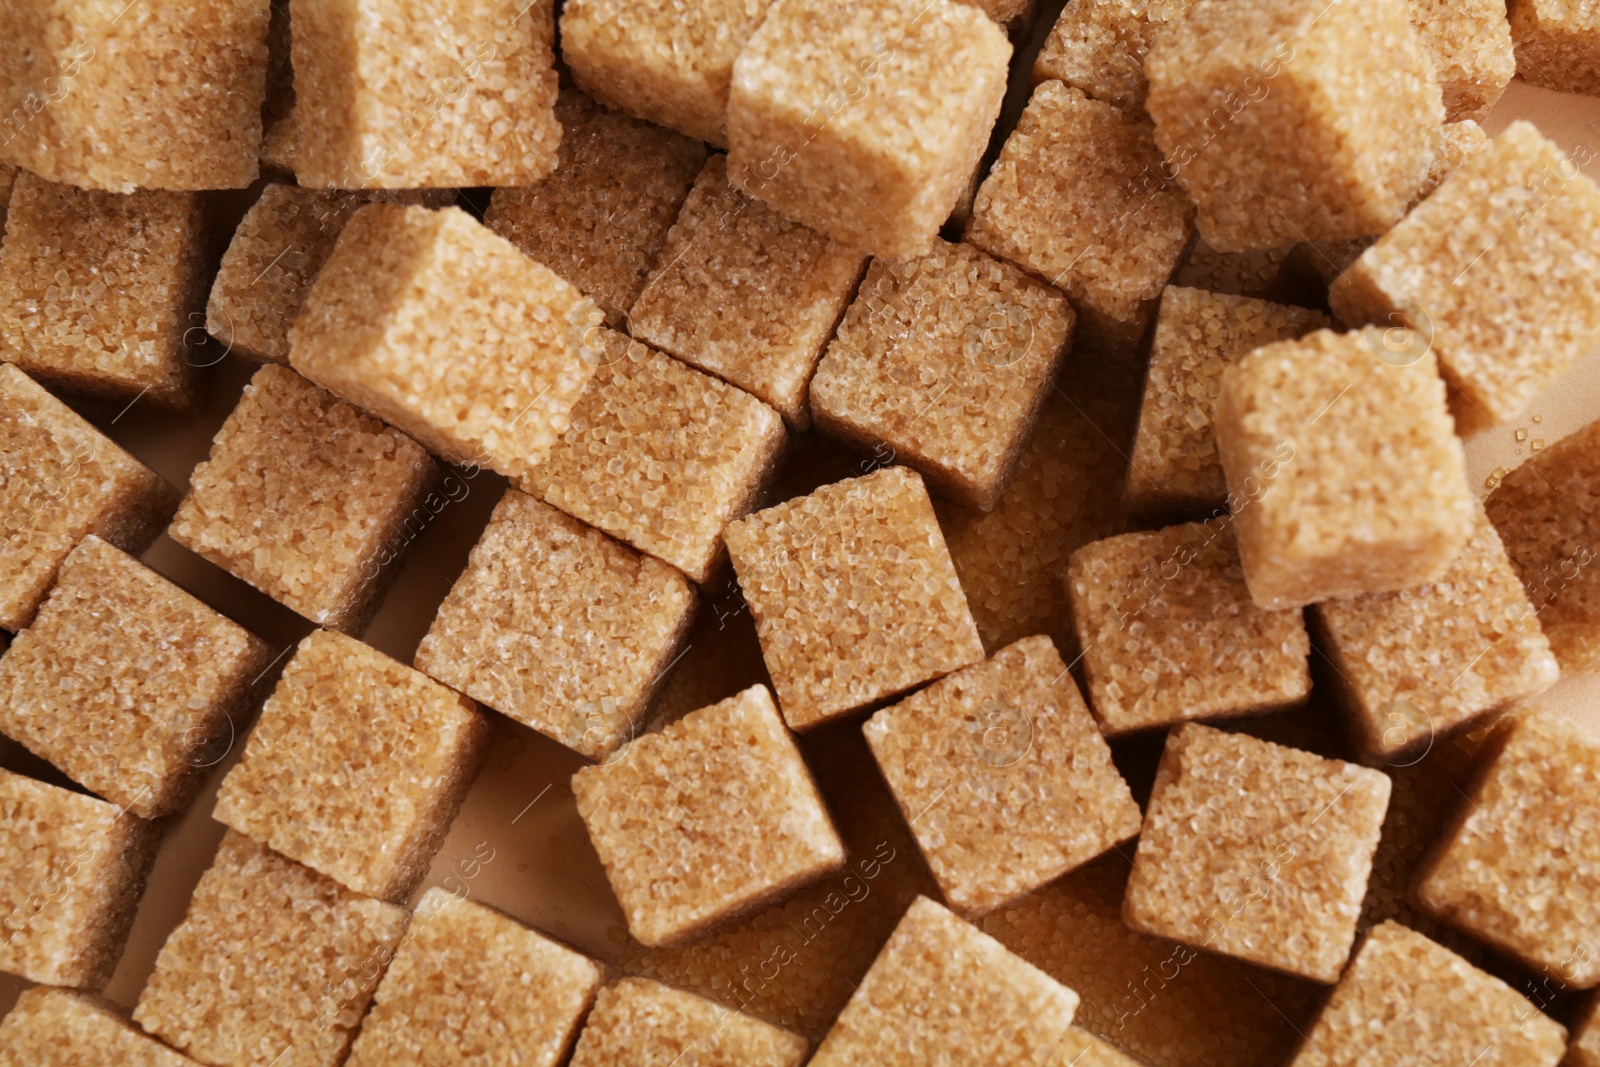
xmin=1286 ymin=921 xmax=1567 ymax=1067
xmin=1412 ymin=0 xmax=1516 ymax=120
xmin=1125 ymin=287 xmax=1329 ymax=520
xmin=0 ymin=174 xmax=206 ymax=411
xmin=416 ymin=490 xmax=695 ymax=759
xmin=0 ymin=537 xmax=271 ymax=818
xmin=1067 ymin=522 xmax=1312 ymax=735
xmin=1416 ymin=710 xmax=1600 ymax=986
xmin=0 ymin=364 xmax=179 ymax=632
xmin=966 ymin=81 xmax=1195 ymax=354
xmin=1124 ymin=724 xmax=1392 ymax=983
xmin=0 ymin=163 xmax=16 ymax=232
xmin=0 ymin=2 xmax=267 ymax=192
xmin=1511 ymin=0 xmax=1600 ymax=96
xmin=214 ymin=629 xmax=489 ymax=901
xmin=863 ymin=636 xmax=1142 ymax=918
xmin=486 ymin=92 xmax=707 ymax=327
xmin=570 ymin=977 xmax=809 ymax=1067
xmin=629 ymin=156 xmax=867 ymax=427
xmin=1033 ymin=0 xmax=1198 ymax=111
xmin=135 ymin=831 xmax=409 ymax=1067
xmin=724 ymin=466 xmax=985 ymax=729
xmin=1571 ymin=994 xmax=1600 ymax=1067
xmin=1145 ymin=0 xmax=1442 ymax=253
xmin=529 ymin=331 xmax=785 ymax=586
xmin=808 ymin=896 xmax=1080 ymax=1066
xmin=1331 ymin=123 xmax=1600 ymax=429
xmin=1057 ymin=1029 xmax=1148 ymax=1067
xmin=1170 ymin=240 xmax=1296 ymax=302
xmin=0 ymin=988 xmax=201 ymax=1067
xmin=1214 ymin=329 xmax=1475 ymax=608
xmin=573 ymin=685 xmax=845 ymax=947
xmin=809 ymin=239 xmax=1074 ymax=511
xmin=169 ymin=364 xmax=440 ymax=634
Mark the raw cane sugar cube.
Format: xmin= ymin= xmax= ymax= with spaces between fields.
xmin=1123 ymin=725 xmax=1392 ymax=983
xmin=169 ymin=364 xmax=440 ymax=634
xmin=809 ymin=239 xmax=1074 ymax=512
xmin=1412 ymin=0 xmax=1516 ymax=120
xmin=290 ymin=204 xmax=601 ymax=483
xmin=724 ymin=466 xmax=985 ymax=729
xmin=1214 ymin=329 xmax=1475 ymax=608
xmin=0 ymin=988 xmax=201 ymax=1067
xmin=1144 ymin=0 xmax=1443 ymax=253
xmin=966 ymin=81 xmax=1195 ymax=355
xmin=962 ymin=0 xmax=1037 ymax=30
xmin=1055 ymin=1029 xmax=1147 ymax=1067
xmin=1511 ymin=0 xmax=1600 ymax=96
xmin=1032 ymin=0 xmax=1198 ymax=111
xmin=570 ymin=977 xmax=810 ymax=1067
xmin=1416 ymin=710 xmax=1600 ymax=986
xmin=726 ymin=0 xmax=1012 ymax=260
xmin=0 ymin=174 xmax=207 ymax=410
xmin=1286 ymin=922 xmax=1567 ymax=1067
xmin=134 ymin=831 xmax=409 ymax=1067
xmin=1125 ymin=286 xmax=1329 ymax=520
xmin=0 ymin=536 xmax=271 ymax=818
xmin=346 ymin=889 xmax=605 ymax=1067
xmin=1330 ymin=122 xmax=1600 ymax=429
xmin=415 ymin=490 xmax=696 ymax=759
xmin=0 ymin=164 xmax=15 ymax=232
xmin=862 ymin=636 xmax=1142 ymax=918
xmin=808 ymin=896 xmax=1080 ymax=1067
xmin=1571 ymin=994 xmax=1600 ymax=1067
xmin=487 ymin=92 xmax=706 ymax=326
xmin=628 ymin=156 xmax=866 ymax=427
xmin=0 ymin=364 xmax=178 ymax=632
xmin=1067 ymin=523 xmax=1313 ymax=736
xmin=0 ymin=1 xmax=268 ymax=192
xmin=214 ymin=629 xmax=489 ymax=901
xmin=573 ymin=685 xmax=845 ymax=947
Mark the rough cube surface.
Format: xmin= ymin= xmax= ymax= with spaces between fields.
xmin=570 ymin=977 xmax=810 ymax=1067
xmin=1033 ymin=0 xmax=1198 ymax=110
xmin=573 ymin=685 xmax=845 ymax=947
xmin=416 ymin=490 xmax=695 ymax=759
xmin=0 ymin=988 xmax=201 ymax=1067
xmin=1571 ymin=994 xmax=1600 ymax=1067
xmin=1413 ymin=0 xmax=1515 ymax=120
xmin=1510 ymin=0 xmax=1600 ymax=96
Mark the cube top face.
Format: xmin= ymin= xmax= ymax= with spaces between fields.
xmin=169 ymin=364 xmax=439 ymax=635
xmin=415 ymin=490 xmax=696 ymax=760
xmin=1287 ymin=921 xmax=1567 ymax=1067
xmin=809 ymin=239 xmax=1074 ymax=511
xmin=809 ymin=897 xmax=1080 ymax=1067
xmin=1124 ymin=724 xmax=1392 ymax=983
xmin=1509 ymin=0 xmax=1600 ymax=96
xmin=628 ymin=155 xmax=867 ymax=427
xmin=572 ymin=685 xmax=845 ymax=947
xmin=0 ymin=988 xmax=201 ymax=1067
xmin=0 ymin=174 xmax=206 ymax=410
xmin=214 ymin=629 xmax=487 ymax=901
xmin=1418 ymin=711 xmax=1600 ymax=985
xmin=1214 ymin=329 xmax=1474 ymax=608
xmin=1067 ymin=522 xmax=1312 ymax=735
xmin=569 ymin=977 xmax=810 ymax=1067
xmin=1033 ymin=0 xmax=1198 ymax=111
xmin=0 ymin=536 xmax=269 ymax=818
xmin=1411 ymin=0 xmax=1515 ymax=121
xmin=724 ymin=466 xmax=985 ymax=728
xmin=134 ymin=832 xmax=410 ymax=1067
xmin=863 ymin=636 xmax=1142 ymax=918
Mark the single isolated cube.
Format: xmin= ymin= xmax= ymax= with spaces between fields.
xmin=1286 ymin=922 xmax=1567 ymax=1067
xmin=966 ymin=81 xmax=1195 ymax=354
xmin=572 ymin=685 xmax=845 ymax=947
xmin=1510 ymin=0 xmax=1600 ymax=97
xmin=1125 ymin=286 xmax=1329 ymax=520
xmin=134 ymin=831 xmax=410 ymax=1067
xmin=1214 ymin=329 xmax=1474 ymax=608
xmin=1416 ymin=710 xmax=1600 ymax=986
xmin=629 ymin=156 xmax=866 ymax=427
xmin=809 ymin=897 xmax=1080 ymax=1067
xmin=1571 ymin=994 xmax=1600 ymax=1067
xmin=1412 ymin=0 xmax=1516 ymax=120
xmin=0 ymin=537 xmax=271 ymax=818
xmin=416 ymin=490 xmax=696 ymax=760
xmin=214 ymin=629 xmax=489 ymax=901
xmin=809 ymin=239 xmax=1075 ymax=511
xmin=1033 ymin=0 xmax=1198 ymax=110
xmin=0 ymin=769 xmax=156 ymax=990
xmin=291 ymin=204 xmax=602 ymax=483
xmin=1067 ymin=522 xmax=1312 ymax=735
xmin=0 ymin=0 xmax=268 ymax=191
xmin=1124 ymin=724 xmax=1392 ymax=983
xmin=726 ymin=0 xmax=1012 ymax=260
xmin=346 ymin=889 xmax=605 ymax=1067
xmin=170 ymin=364 xmax=440 ymax=634
xmin=570 ymin=977 xmax=810 ymax=1067
xmin=863 ymin=636 xmax=1142 ymax=918
xmin=724 ymin=466 xmax=985 ymax=729
xmin=1145 ymin=0 xmax=1443 ymax=252
xmin=0 ymin=174 xmax=207 ymax=410
xmin=1331 ymin=122 xmax=1600 ymax=429
xmin=0 ymin=987 xmax=202 ymax=1067
xmin=0 ymin=364 xmax=178 ymax=632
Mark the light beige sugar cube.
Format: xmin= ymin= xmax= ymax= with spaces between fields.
xmin=0 ymin=988 xmax=201 ymax=1067
xmin=1510 ymin=0 xmax=1600 ymax=97
xmin=1033 ymin=0 xmax=1198 ymax=111
xmin=1412 ymin=0 xmax=1516 ymax=120
xmin=570 ymin=977 xmax=810 ymax=1067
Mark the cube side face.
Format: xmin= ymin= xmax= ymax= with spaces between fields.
xmin=1572 ymin=994 xmax=1600 ymax=1067
xmin=1510 ymin=0 xmax=1600 ymax=96
xmin=569 ymin=977 xmax=810 ymax=1067
xmin=1033 ymin=0 xmax=1198 ymax=111
xmin=0 ymin=988 xmax=201 ymax=1067
xmin=1411 ymin=0 xmax=1516 ymax=121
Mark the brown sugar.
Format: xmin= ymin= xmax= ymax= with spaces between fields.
xmin=1412 ymin=0 xmax=1516 ymax=120
xmin=0 ymin=987 xmax=201 ymax=1067
xmin=1032 ymin=0 xmax=1199 ymax=111
xmin=1510 ymin=0 xmax=1600 ymax=97
xmin=570 ymin=977 xmax=810 ymax=1067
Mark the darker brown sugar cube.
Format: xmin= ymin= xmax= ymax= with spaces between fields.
xmin=1510 ymin=0 xmax=1600 ymax=97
